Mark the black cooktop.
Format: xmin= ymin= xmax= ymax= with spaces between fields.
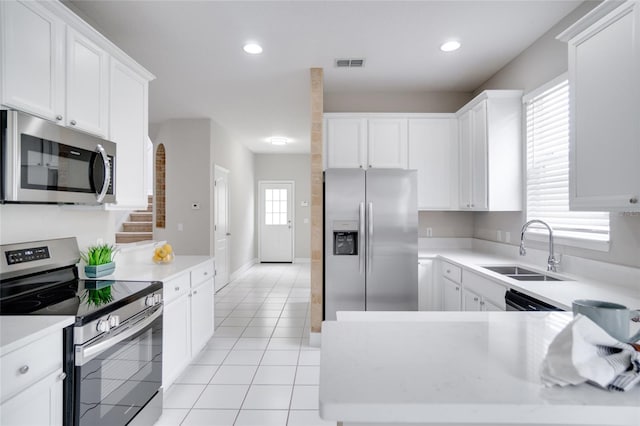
xmin=0 ymin=266 xmax=162 ymax=325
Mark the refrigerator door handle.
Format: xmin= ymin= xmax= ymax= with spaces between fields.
xmin=367 ymin=201 xmax=373 ymax=274
xmin=359 ymin=202 xmax=365 ymax=275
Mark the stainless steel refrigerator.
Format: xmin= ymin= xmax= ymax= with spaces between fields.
xmin=324 ymin=168 xmax=418 ymax=320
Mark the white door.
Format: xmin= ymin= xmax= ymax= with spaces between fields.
xmin=214 ymin=166 xmax=230 ymax=291
xmin=259 ymin=181 xmax=294 ymax=262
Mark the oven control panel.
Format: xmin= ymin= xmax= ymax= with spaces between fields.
xmin=5 ymin=246 xmax=50 ymax=265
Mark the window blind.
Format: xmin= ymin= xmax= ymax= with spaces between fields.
xmin=525 ymin=79 xmax=609 ymax=241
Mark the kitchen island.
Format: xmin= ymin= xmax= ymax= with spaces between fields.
xmin=319 ymin=312 xmax=640 ymax=426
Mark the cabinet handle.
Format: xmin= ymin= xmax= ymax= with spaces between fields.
xmin=70 ymin=120 xmax=77 ymax=126
xmin=58 ymin=372 xmax=67 ymax=381
xmin=480 ymin=301 xmax=485 ymax=306
xmin=359 ymin=165 xmax=363 ymax=169
xmin=446 ymin=269 xmax=451 ymax=273
xmin=204 ymin=272 xmax=208 ymax=276
xmin=19 ymin=365 xmax=29 ymax=374
xmin=630 ymin=197 xmax=638 ymax=204
xmin=474 ymin=297 xmax=479 ymax=302
xmin=56 ymin=115 xmax=63 ymax=121
xmin=471 ymin=204 xmax=475 ymax=207
xmin=174 ymin=286 xmax=180 ymax=291
xmin=193 ymin=290 xmax=198 ymax=295
xmin=368 ymin=164 xmax=372 ymax=168
xmin=455 ymin=286 xmax=460 ymax=291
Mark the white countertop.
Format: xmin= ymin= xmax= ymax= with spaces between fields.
xmin=79 ymin=255 xmax=213 ymax=282
xmin=419 ymin=249 xmax=640 ymax=312
xmin=0 ymin=316 xmax=74 ymax=357
xmin=320 ymin=312 xmax=640 ymax=425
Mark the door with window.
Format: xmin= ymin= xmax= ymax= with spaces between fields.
xmin=259 ymin=181 xmax=294 ymax=262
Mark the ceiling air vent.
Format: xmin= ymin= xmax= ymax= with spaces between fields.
xmin=335 ymin=58 xmax=365 ymax=68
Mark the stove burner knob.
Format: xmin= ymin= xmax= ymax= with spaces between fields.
xmin=154 ymin=294 xmax=162 ymax=304
xmin=145 ymin=295 xmax=156 ymax=307
xmin=108 ymin=315 xmax=120 ymax=328
xmin=96 ymin=319 xmax=110 ymax=333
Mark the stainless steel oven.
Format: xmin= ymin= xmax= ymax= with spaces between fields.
xmin=73 ymin=292 xmax=163 ymax=426
xmin=0 ymin=237 xmax=163 ymax=426
xmin=1 ymin=110 xmax=116 ymax=204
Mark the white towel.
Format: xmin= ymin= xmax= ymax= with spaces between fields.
xmin=540 ymin=314 xmax=640 ymax=392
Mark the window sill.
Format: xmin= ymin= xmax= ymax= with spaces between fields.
xmin=525 ymin=230 xmax=610 ymax=252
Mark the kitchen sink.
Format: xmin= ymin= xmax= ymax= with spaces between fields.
xmin=482 ymin=265 xmax=567 ymax=282
xmin=483 ymin=266 xmax=537 ymax=275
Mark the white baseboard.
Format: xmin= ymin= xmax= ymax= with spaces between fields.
xmin=230 ymin=258 xmax=258 ymax=281
xmin=309 ymin=332 xmax=321 ymax=347
xmin=294 ymin=257 xmax=310 ymax=263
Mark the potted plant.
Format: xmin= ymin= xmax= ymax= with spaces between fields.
xmin=82 ymin=243 xmax=117 ymax=278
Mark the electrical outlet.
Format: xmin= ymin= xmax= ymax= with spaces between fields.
xmin=426 ymin=227 xmax=433 ymax=237
xmin=177 ymin=223 xmax=183 ymax=231
xmin=505 ymin=232 xmax=511 ymax=243
xmin=303 ymin=218 xmax=309 ymax=224
xmin=497 ymin=230 xmax=502 ymax=242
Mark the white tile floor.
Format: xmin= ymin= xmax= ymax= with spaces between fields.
xmin=155 ymin=263 xmax=334 ymax=426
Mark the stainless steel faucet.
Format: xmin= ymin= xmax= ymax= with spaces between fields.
xmin=519 ymin=219 xmax=559 ymax=272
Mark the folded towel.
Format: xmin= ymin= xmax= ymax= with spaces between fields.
xmin=540 ymin=314 xmax=640 ymax=392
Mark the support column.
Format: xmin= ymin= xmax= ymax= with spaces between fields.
xmin=310 ymin=68 xmax=323 ymax=334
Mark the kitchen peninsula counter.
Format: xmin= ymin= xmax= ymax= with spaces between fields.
xmin=319 ymin=312 xmax=640 ymax=426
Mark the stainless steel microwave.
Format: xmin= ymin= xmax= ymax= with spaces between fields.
xmin=0 ymin=110 xmax=116 ymax=204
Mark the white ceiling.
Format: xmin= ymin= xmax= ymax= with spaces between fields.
xmin=68 ymin=1 xmax=583 ymax=154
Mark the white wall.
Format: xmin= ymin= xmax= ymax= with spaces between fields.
xmin=254 ymin=154 xmax=311 ymax=260
xmin=419 ymin=211 xmax=474 ymax=238
xmin=152 ymin=119 xmax=212 ymax=255
xmin=0 ymin=205 xmax=115 ymax=252
xmin=471 ymin=1 xmax=640 ymax=268
xmin=324 ymin=91 xmax=472 ymax=113
xmin=211 ymin=121 xmax=257 ymax=274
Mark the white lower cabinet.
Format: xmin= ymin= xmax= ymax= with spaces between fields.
xmin=462 ymin=288 xmax=482 ymax=311
xmin=442 ymin=278 xmax=462 ymax=311
xmin=418 ymin=260 xmax=435 ymax=311
xmin=190 ymin=278 xmax=215 ymax=355
xmin=162 ymin=260 xmax=215 ymax=389
xmin=0 ymin=330 xmax=64 ymax=426
xmin=162 ymin=290 xmax=191 ymax=389
xmin=437 ymin=260 xmax=506 ymax=312
xmin=0 ymin=368 xmax=63 ymax=426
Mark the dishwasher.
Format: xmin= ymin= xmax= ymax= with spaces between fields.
xmin=505 ymin=289 xmax=564 ymax=311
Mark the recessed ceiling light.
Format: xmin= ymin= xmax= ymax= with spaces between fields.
xmin=243 ymin=43 xmax=263 ymax=54
xmin=268 ymin=137 xmax=289 ymax=146
xmin=440 ymin=41 xmax=461 ymax=52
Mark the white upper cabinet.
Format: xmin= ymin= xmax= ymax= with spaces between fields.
xmin=367 ymin=118 xmax=408 ymax=169
xmin=108 ymin=59 xmax=149 ymax=209
xmin=408 ymin=117 xmax=458 ymax=210
xmin=0 ymin=1 xmax=65 ymax=122
xmin=66 ymin=27 xmax=108 ymax=137
xmin=325 ymin=117 xmax=367 ymax=168
xmin=457 ymin=90 xmax=522 ymax=211
xmin=324 ymin=114 xmax=408 ymax=169
xmin=558 ymin=1 xmax=640 ymax=211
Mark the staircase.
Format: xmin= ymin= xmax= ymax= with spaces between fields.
xmin=116 ymin=195 xmax=153 ymax=244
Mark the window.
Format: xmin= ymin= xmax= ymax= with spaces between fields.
xmin=524 ymin=75 xmax=609 ymax=246
xmin=265 ymin=188 xmax=288 ymax=225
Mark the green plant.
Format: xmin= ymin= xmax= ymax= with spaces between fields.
xmin=81 ymin=244 xmax=115 ymax=266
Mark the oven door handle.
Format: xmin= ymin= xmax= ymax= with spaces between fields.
xmin=75 ymin=306 xmax=162 ymax=366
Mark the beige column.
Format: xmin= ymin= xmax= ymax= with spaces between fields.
xmin=310 ymin=68 xmax=323 ymax=333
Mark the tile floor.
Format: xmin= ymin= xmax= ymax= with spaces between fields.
xmin=155 ymin=263 xmax=334 ymax=426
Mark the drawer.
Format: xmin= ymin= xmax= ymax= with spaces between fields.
xmin=163 ymin=273 xmax=190 ymax=305
xmin=463 ymin=271 xmax=506 ymax=309
xmin=441 ymin=261 xmax=461 ymax=284
xmin=191 ymin=261 xmax=214 ymax=285
xmin=1 ymin=331 xmax=61 ymax=402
